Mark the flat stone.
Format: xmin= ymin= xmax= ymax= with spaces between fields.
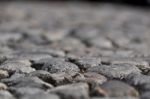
xmin=50 ymin=37 xmax=85 ymax=52
xmin=0 ymin=61 xmax=35 ymax=73
xmin=74 ymin=72 xmax=107 ymax=87
xmin=10 ymin=87 xmax=44 ymax=98
xmin=2 ymin=77 xmax=53 ymax=89
xmin=83 ymin=72 xmax=107 ymax=85
xmin=87 ymin=64 xmax=141 ymax=79
xmin=27 ymin=70 xmax=52 ymax=82
xmin=72 ymin=57 xmax=101 ymax=70
xmin=41 ymin=58 xmax=80 ymax=73
xmin=101 ymin=57 xmax=150 ymax=74
xmin=49 ymin=83 xmax=89 ymax=99
xmin=31 ymin=58 xmax=65 ymax=70
xmin=10 ymin=51 xmax=52 ymax=62
xmin=48 ymin=72 xmax=74 ymax=86
xmin=92 ymin=80 xmax=139 ymax=97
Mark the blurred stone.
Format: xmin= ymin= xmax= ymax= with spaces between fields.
xmin=92 ymin=80 xmax=139 ymax=97
xmin=49 ymin=83 xmax=89 ymax=99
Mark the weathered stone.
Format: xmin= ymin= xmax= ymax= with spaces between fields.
xmin=74 ymin=72 xmax=107 ymax=87
xmin=0 ymin=61 xmax=35 ymax=73
xmin=72 ymin=57 xmax=101 ymax=70
xmin=27 ymin=70 xmax=52 ymax=82
xmin=101 ymin=57 xmax=150 ymax=73
xmin=41 ymin=58 xmax=80 ymax=73
xmin=48 ymin=72 xmax=74 ymax=86
xmin=87 ymin=64 xmax=141 ymax=79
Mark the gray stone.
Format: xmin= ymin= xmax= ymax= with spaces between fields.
xmin=74 ymin=72 xmax=107 ymax=86
xmin=0 ymin=61 xmax=35 ymax=73
xmin=92 ymin=80 xmax=139 ymax=97
xmin=2 ymin=77 xmax=53 ymax=89
xmin=41 ymin=58 xmax=80 ymax=73
xmin=43 ymin=29 xmax=69 ymax=42
xmin=72 ymin=57 xmax=101 ymax=70
xmin=11 ymin=51 xmax=52 ymax=62
xmin=140 ymin=91 xmax=150 ymax=99
xmin=87 ymin=64 xmax=141 ymax=79
xmin=48 ymin=72 xmax=74 ymax=86
xmin=101 ymin=57 xmax=150 ymax=74
xmin=21 ymin=93 xmax=60 ymax=99
xmin=0 ymin=91 xmax=15 ymax=99
xmin=87 ymin=37 xmax=113 ymax=49
xmin=50 ymin=37 xmax=85 ymax=52
xmin=27 ymin=70 xmax=52 ymax=82
xmin=49 ymin=83 xmax=89 ymax=99
xmin=10 ymin=87 xmax=44 ymax=98
xmin=126 ymin=74 xmax=150 ymax=91
xmin=71 ymin=26 xmax=100 ymax=40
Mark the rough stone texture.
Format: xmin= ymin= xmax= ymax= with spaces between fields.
xmin=0 ymin=2 xmax=150 ymax=99
xmin=72 ymin=57 xmax=101 ymax=70
xmin=0 ymin=61 xmax=35 ymax=73
xmin=41 ymin=58 xmax=80 ymax=73
xmin=87 ymin=64 xmax=141 ymax=79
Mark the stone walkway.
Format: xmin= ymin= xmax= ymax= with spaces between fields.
xmin=0 ymin=2 xmax=150 ymax=99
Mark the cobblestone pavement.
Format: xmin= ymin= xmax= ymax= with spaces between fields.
xmin=0 ymin=2 xmax=150 ymax=99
